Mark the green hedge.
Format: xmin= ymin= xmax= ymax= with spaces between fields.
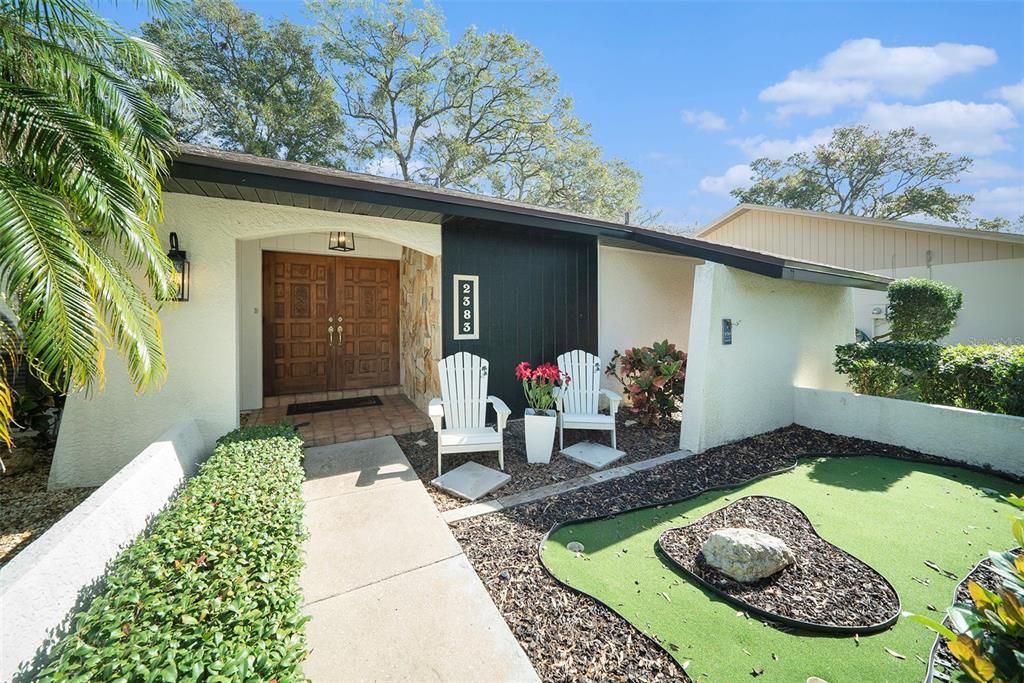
xmin=834 ymin=340 xmax=941 ymax=397
xmin=38 ymin=423 xmax=308 ymax=682
xmin=835 ymin=342 xmax=1024 ymax=417
xmin=919 ymin=344 xmax=1024 ymax=417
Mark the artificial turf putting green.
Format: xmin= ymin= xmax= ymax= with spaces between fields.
xmin=541 ymin=456 xmax=1018 ymax=682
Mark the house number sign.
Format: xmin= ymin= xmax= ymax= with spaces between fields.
xmin=453 ymin=274 xmax=479 ymax=340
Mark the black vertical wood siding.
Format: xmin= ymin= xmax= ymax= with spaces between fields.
xmin=442 ymin=218 xmax=599 ymax=416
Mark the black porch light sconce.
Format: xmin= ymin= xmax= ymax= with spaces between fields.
xmin=166 ymin=232 xmax=190 ymax=302
xmin=328 ymin=231 xmax=356 ymax=252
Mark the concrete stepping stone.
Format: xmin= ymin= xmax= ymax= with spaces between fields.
xmin=431 ymin=461 xmax=511 ymax=501
xmin=561 ymin=441 xmax=626 ymax=469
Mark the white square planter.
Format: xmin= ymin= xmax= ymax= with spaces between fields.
xmin=524 ymin=409 xmax=556 ymax=464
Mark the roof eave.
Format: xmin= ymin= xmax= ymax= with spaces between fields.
xmin=168 ymin=146 xmax=889 ymax=290
xmin=782 ymin=261 xmax=891 ymax=291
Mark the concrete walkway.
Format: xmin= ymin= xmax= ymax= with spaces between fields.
xmin=300 ymin=437 xmax=538 ymax=682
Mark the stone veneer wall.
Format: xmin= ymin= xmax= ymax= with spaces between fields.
xmin=400 ymin=247 xmax=441 ymax=410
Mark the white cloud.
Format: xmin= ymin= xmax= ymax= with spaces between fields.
xmin=992 ymin=79 xmax=1024 ymax=109
xmin=760 ymin=38 xmax=997 ymax=116
xmin=682 ymin=109 xmax=727 ymax=131
xmin=644 ymin=151 xmax=686 ymax=168
xmin=730 ymin=127 xmax=834 ymax=159
xmin=971 ymin=185 xmax=1024 ymax=218
xmin=861 ymin=100 xmax=1018 ymax=155
xmin=698 ymin=164 xmax=753 ymax=195
xmin=738 ymin=108 xmax=751 ymax=124
xmin=966 ymin=159 xmax=1023 ymax=180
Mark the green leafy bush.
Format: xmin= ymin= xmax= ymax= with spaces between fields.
xmin=605 ymin=340 xmax=686 ymax=426
xmin=834 ymin=342 xmax=1024 ymax=416
xmin=38 ymin=424 xmax=308 ymax=682
xmin=833 ymin=277 xmax=1024 ymax=417
xmin=920 ymin=345 xmax=1024 ymax=417
xmin=912 ymin=494 xmax=1024 ymax=682
xmin=885 ymin=277 xmax=963 ymax=341
xmin=834 ymin=341 xmax=941 ymax=397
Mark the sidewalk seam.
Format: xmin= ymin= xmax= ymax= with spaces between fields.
xmin=302 ymin=550 xmax=465 ymax=608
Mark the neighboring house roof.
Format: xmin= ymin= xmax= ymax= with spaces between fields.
xmin=699 ymin=204 xmax=1024 ymax=245
xmin=167 ymin=144 xmax=889 ymax=290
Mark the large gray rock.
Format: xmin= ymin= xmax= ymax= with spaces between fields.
xmin=701 ymin=527 xmax=795 ymax=582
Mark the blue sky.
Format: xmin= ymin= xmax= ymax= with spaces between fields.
xmin=100 ymin=1 xmax=1024 ymax=229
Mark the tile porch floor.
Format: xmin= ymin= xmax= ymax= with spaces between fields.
xmin=242 ymin=386 xmax=432 ymax=447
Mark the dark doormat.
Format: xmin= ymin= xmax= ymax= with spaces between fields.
xmin=287 ymin=395 xmax=383 ymax=415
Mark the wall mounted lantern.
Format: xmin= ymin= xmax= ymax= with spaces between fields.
xmin=328 ymin=231 xmax=356 ymax=252
xmin=166 ymin=232 xmax=190 ymax=302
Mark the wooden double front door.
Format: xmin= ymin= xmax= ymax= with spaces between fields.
xmin=263 ymin=251 xmax=400 ymax=396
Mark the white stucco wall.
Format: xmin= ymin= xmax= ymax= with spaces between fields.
xmin=3 ymin=421 xmax=205 ymax=680
xmin=680 ymin=263 xmax=854 ymax=454
xmin=598 ymin=245 xmax=700 ymax=390
xmin=794 ymin=387 xmax=1024 ymax=475
xmin=52 ymin=194 xmax=440 ymax=488
xmin=854 ymin=258 xmax=1024 ymax=344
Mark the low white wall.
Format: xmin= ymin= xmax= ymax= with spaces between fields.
xmin=794 ymin=387 xmax=1024 ymax=475
xmin=1 ymin=420 xmax=206 ymax=681
xmin=681 ymin=263 xmax=854 ymax=453
xmin=854 ymin=258 xmax=1024 ymax=344
xmin=598 ymin=245 xmax=700 ymax=390
xmin=53 ymin=194 xmax=441 ymax=487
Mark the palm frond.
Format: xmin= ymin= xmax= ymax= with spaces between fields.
xmin=0 ymin=80 xmax=177 ymax=296
xmin=0 ymin=0 xmax=187 ymax=435
xmin=0 ymin=315 xmax=18 ymax=449
xmin=80 ymin=235 xmax=167 ymax=390
xmin=0 ymin=165 xmax=102 ymax=393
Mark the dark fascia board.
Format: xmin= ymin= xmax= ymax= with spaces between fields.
xmin=171 ymin=159 xmax=628 ymax=240
xmin=169 ymin=149 xmax=885 ymax=288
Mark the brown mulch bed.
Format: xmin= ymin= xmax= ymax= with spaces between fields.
xmin=0 ymin=448 xmax=94 ymax=568
xmin=449 ymin=424 xmax=1009 ymax=683
xmin=929 ymin=549 xmax=1022 ymax=681
xmin=394 ymin=412 xmax=680 ymax=512
xmin=658 ymin=495 xmax=899 ymax=630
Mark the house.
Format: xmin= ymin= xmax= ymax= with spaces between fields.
xmin=698 ymin=204 xmax=1024 ymax=345
xmin=48 ymin=146 xmax=890 ymax=488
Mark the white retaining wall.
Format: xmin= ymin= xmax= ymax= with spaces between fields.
xmin=0 ymin=420 xmax=206 ymax=681
xmin=680 ymin=263 xmax=854 ymax=454
xmin=794 ymin=387 xmax=1024 ymax=475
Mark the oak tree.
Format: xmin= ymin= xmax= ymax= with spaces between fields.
xmin=732 ymin=126 xmax=974 ymax=222
xmin=310 ymin=0 xmax=644 ymax=220
xmin=142 ymin=0 xmax=346 ymax=165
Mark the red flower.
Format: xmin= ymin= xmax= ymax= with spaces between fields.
xmin=514 ymin=361 xmax=533 ymax=381
xmin=530 ymin=363 xmax=558 ymax=383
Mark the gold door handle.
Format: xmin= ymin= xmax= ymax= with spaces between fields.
xmin=328 ymin=325 xmax=334 ymax=345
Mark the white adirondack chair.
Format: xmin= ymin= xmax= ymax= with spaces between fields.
xmin=428 ymin=352 xmax=511 ymax=477
xmin=554 ymin=350 xmax=622 ymax=450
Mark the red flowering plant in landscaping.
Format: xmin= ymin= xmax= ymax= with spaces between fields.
xmin=515 ymin=361 xmax=569 ymax=412
xmin=605 ymin=340 xmax=686 ymax=426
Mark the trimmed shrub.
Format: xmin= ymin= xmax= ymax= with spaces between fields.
xmin=605 ymin=340 xmax=686 ymax=426
xmin=834 ymin=341 xmax=941 ymax=398
xmin=886 ymin=277 xmax=963 ymax=341
xmin=920 ymin=345 xmax=1024 ymax=417
xmin=37 ymin=423 xmax=308 ymax=681
xmin=835 ymin=342 xmax=1024 ymax=416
